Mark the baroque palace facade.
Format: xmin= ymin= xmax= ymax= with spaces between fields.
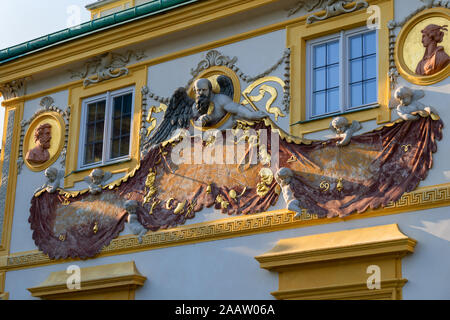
xmin=0 ymin=0 xmax=449 ymax=300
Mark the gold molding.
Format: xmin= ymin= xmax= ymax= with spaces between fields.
xmin=2 ymin=182 xmax=450 ymax=271
xmin=288 ymin=0 xmax=393 ymax=137
xmin=394 ymin=7 xmax=450 ymax=86
xmin=27 ymin=261 xmax=146 ymax=300
xmin=0 ymin=102 xmax=24 ymax=256
xmin=64 ymin=65 xmax=146 ymax=188
xmin=255 ymin=224 xmax=415 ymax=300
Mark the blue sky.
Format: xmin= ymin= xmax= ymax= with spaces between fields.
xmin=0 ymin=0 xmax=94 ymax=142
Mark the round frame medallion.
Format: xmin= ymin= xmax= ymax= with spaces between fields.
xmin=188 ymin=66 xmax=241 ymax=131
xmin=23 ymin=112 xmax=65 ymax=172
xmin=395 ymin=7 xmax=450 ymax=85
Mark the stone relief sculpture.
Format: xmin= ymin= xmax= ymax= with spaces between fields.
xmin=125 ymin=200 xmax=147 ymax=244
xmin=145 ymin=76 xmax=267 ymax=146
xmin=35 ymin=167 xmax=65 ymax=194
xmin=69 ymin=50 xmax=146 ymax=87
xmin=84 ymin=169 xmax=112 ymax=195
xmin=390 ymin=86 xmax=437 ymax=120
xmin=0 ymin=78 xmax=28 ymax=100
xmin=329 ymin=116 xmax=362 ymax=146
xmin=415 ymin=24 xmax=450 ymax=76
xmin=18 ymin=96 xmax=70 ymax=173
xmin=389 ymin=1 xmax=450 ymax=87
xmin=28 ymin=47 xmax=444 ymax=261
xmin=287 ymin=0 xmax=369 ymax=24
xmin=275 ymin=167 xmax=304 ymax=218
xmin=25 ymin=123 xmax=52 ymax=164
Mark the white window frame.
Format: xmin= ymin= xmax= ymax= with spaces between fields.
xmin=306 ymin=26 xmax=379 ymax=120
xmin=78 ymin=86 xmax=135 ymax=170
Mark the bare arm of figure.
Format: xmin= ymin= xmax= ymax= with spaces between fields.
xmin=221 ymin=95 xmax=266 ymax=121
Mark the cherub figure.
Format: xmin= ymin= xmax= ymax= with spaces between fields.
xmin=124 ymin=200 xmax=147 ymax=244
xmin=275 ymin=167 xmax=303 ymax=219
xmin=35 ymin=167 xmax=64 ymax=194
xmin=84 ymin=168 xmax=112 ymax=195
xmin=329 ymin=116 xmax=362 ymax=146
xmin=390 ymin=86 xmax=436 ymax=121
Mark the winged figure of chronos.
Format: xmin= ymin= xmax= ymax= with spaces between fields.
xmin=144 ymin=75 xmax=267 ymax=146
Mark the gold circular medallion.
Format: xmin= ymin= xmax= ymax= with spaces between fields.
xmin=395 ymin=8 xmax=450 ymax=85
xmin=189 ymin=66 xmax=241 ymax=131
xmin=23 ymin=112 xmax=65 ymax=172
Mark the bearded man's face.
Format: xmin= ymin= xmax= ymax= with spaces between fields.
xmin=194 ymin=81 xmax=212 ymax=115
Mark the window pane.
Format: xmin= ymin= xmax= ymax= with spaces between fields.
xmin=95 ymin=121 xmax=104 ymax=142
xmin=120 ymin=137 xmax=130 ymax=156
xmin=363 ymin=79 xmax=377 ymax=104
xmin=327 ymin=64 xmax=339 ymax=88
xmin=113 ymin=96 xmax=123 ymax=118
xmin=96 ymin=101 xmax=105 ymax=120
xmin=314 ymin=44 xmax=326 ymax=68
xmin=121 ymin=116 xmax=131 ymax=133
xmin=110 ymin=92 xmax=133 ymax=160
xmin=313 ymin=91 xmax=326 ymax=116
xmin=350 ymin=58 xmax=363 ymax=83
xmin=93 ymin=143 xmax=103 ymax=162
xmin=327 ymin=88 xmax=340 ymax=113
xmin=88 ymin=103 xmax=97 ymax=122
xmin=85 ymin=145 xmax=94 ymax=164
xmin=84 ymin=100 xmax=105 ymax=165
xmin=327 ymin=41 xmax=339 ymax=64
xmin=123 ymin=93 xmax=132 ymax=114
xmin=113 ymin=118 xmax=122 ymax=137
xmin=363 ymin=31 xmax=376 ymax=55
xmin=350 ymin=83 xmax=363 ymax=108
xmin=86 ymin=124 xmax=96 ymax=143
xmin=314 ymin=67 xmax=326 ymax=91
xmin=111 ymin=139 xmax=120 ymax=159
xmin=350 ymin=35 xmax=362 ymax=59
xmin=363 ymin=55 xmax=377 ymax=79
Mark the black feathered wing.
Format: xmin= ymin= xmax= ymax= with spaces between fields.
xmin=145 ymin=87 xmax=194 ymax=146
xmin=217 ymin=75 xmax=234 ymax=99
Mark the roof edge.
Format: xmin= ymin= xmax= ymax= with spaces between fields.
xmin=0 ymin=0 xmax=200 ymax=65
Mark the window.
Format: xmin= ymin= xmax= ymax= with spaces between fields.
xmin=307 ymin=27 xmax=378 ymax=119
xmin=79 ymin=87 xmax=134 ymax=169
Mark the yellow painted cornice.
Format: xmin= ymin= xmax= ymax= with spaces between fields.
xmin=27 ymin=261 xmax=146 ymax=299
xmin=255 ymin=224 xmax=416 ymax=270
xmin=0 ymin=0 xmax=279 ymax=84
xmin=256 ymin=223 xmax=415 ymax=300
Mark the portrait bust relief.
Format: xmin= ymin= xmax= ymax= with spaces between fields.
xmin=23 ymin=112 xmax=65 ymax=172
xmin=26 ymin=123 xmax=52 ymax=164
xmin=394 ymin=7 xmax=450 ymax=85
xmin=415 ymin=24 xmax=450 ymax=76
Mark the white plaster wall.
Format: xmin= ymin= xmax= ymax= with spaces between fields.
xmin=5 ymin=205 xmax=450 ymax=299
